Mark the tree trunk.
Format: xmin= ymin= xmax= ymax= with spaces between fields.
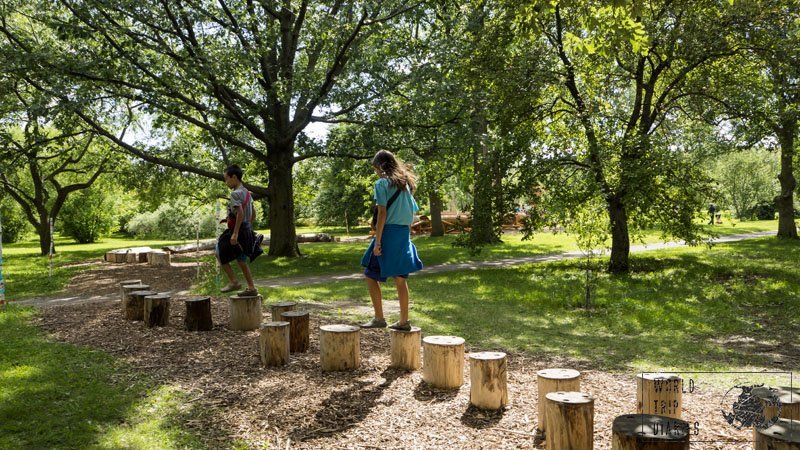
xmin=34 ymin=208 xmax=53 ymax=256
xmin=608 ymin=195 xmax=631 ymax=273
xmin=471 ymin=113 xmax=500 ymax=245
xmin=429 ymin=187 xmax=445 ymax=237
xmin=267 ymin=145 xmax=299 ymax=256
xmin=775 ymin=122 xmax=798 ymax=239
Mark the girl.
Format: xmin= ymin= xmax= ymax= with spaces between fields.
xmin=360 ymin=150 xmax=423 ymax=331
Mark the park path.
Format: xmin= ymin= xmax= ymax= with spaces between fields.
xmin=255 ymin=230 xmax=776 ymax=288
xmin=14 ymin=230 xmax=775 ymax=308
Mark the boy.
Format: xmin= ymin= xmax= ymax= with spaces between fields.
xmin=217 ymin=165 xmax=259 ymax=296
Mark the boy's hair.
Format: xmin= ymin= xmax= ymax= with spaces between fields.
xmin=371 ymin=150 xmax=417 ymax=193
xmin=224 ymin=164 xmax=244 ymax=181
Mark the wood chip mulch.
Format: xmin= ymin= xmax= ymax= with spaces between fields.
xmin=31 ymin=295 xmax=760 ymax=450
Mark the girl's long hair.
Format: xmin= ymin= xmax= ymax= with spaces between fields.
xmin=372 ymin=150 xmax=417 ymax=193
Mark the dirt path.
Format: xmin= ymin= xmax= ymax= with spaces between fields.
xmin=14 ymin=230 xmax=775 ymax=308
xmin=254 ymin=230 xmax=776 ymax=288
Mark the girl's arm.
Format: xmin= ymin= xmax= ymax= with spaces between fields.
xmin=374 ymin=205 xmax=387 ymax=256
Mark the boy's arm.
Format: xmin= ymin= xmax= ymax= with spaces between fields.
xmin=231 ymin=205 xmax=244 ymax=244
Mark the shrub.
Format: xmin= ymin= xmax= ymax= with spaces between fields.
xmin=127 ymin=201 xmax=217 ymax=240
xmin=60 ymin=188 xmax=119 ymax=243
xmin=749 ymin=201 xmax=777 ymax=221
xmin=0 ymin=198 xmax=31 ymax=243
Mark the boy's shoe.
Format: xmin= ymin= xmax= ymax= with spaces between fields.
xmin=388 ymin=321 xmax=412 ymax=332
xmin=360 ymin=317 xmax=387 ymax=329
xmin=238 ymin=287 xmax=259 ymax=297
xmin=220 ymin=282 xmax=242 ymax=293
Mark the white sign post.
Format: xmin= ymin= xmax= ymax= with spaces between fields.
xmin=215 ymin=199 xmax=221 ymax=290
xmin=48 ymin=218 xmax=54 ymax=279
xmin=0 ymin=211 xmax=6 ymax=309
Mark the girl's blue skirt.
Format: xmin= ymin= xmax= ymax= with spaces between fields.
xmin=361 ymin=224 xmax=423 ymax=281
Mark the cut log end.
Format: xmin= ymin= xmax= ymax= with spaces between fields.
xmin=228 ymin=295 xmax=263 ymax=331
xmin=390 ymin=326 xmax=422 ymax=370
xmin=537 ymin=368 xmax=582 ymax=433
xmin=259 ymin=321 xmax=290 ymax=367
xmin=184 ymin=297 xmax=213 ymax=331
xmin=612 ymin=414 xmax=690 ymax=449
xmin=422 ymin=335 xmax=465 ymax=389
xmin=319 ymin=324 xmax=361 ymax=371
xmin=281 ymin=311 xmax=310 ymax=353
xmin=469 ymin=352 xmax=508 ymax=410
xmin=754 ymin=418 xmax=800 ymax=449
xmin=144 ymin=294 xmax=170 ymax=327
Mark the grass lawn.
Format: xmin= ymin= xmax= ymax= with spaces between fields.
xmin=261 ymin=237 xmax=800 ymax=373
xmin=202 ymin=219 xmax=779 ymax=287
xmin=0 ymin=307 xmax=205 ymax=449
xmin=1 ymin=220 xmax=779 ymax=300
xmin=2 ymin=234 xmax=189 ymax=300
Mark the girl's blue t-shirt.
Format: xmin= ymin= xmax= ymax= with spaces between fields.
xmin=374 ymin=178 xmax=418 ymax=226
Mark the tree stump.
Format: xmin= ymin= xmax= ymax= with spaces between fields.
xmin=184 ymin=297 xmax=213 ymax=331
xmin=755 ymin=418 xmax=800 ymax=449
xmin=119 ymin=279 xmax=142 ymax=301
xmin=259 ymin=321 xmax=290 ymax=367
xmin=121 ymin=283 xmax=150 ymax=317
xmin=422 ymin=335 xmax=465 ymax=389
xmin=637 ymin=373 xmax=683 ymax=419
xmin=270 ymin=301 xmax=297 ymax=321
xmin=147 ymin=250 xmax=171 ymax=267
xmin=545 ymin=391 xmax=594 ymax=450
xmin=143 ymin=294 xmax=170 ymax=327
xmin=469 ymin=351 xmax=508 ymax=410
xmin=753 ymin=386 xmax=800 ymax=421
xmin=611 ymin=414 xmax=690 ymax=449
xmin=280 ymin=311 xmax=310 ymax=353
xmin=537 ymin=368 xmax=582 ymax=433
xmin=228 ymin=294 xmax=262 ymax=331
xmin=319 ymin=324 xmax=360 ymax=371
xmin=390 ymin=326 xmax=422 ymax=370
xmin=126 ymin=290 xmax=156 ymax=321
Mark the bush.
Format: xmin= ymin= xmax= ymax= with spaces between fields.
xmin=0 ymin=198 xmax=31 ymax=243
xmin=60 ymin=188 xmax=119 ymax=243
xmin=127 ymin=201 xmax=217 ymax=240
xmin=749 ymin=201 xmax=777 ymax=220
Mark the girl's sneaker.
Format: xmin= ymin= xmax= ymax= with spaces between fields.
xmin=388 ymin=321 xmax=411 ymax=331
xmin=220 ymin=282 xmax=242 ymax=293
xmin=360 ymin=317 xmax=387 ymax=328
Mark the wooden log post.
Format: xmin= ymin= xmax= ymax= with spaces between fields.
xmin=389 ymin=326 xmax=422 ymax=370
xmin=259 ymin=321 xmax=290 ymax=367
xmin=119 ymin=279 xmax=142 ymax=302
xmin=612 ymin=414 xmax=690 ymax=450
xmin=753 ymin=386 xmax=800 ymax=421
xmin=228 ymin=294 xmax=263 ymax=331
xmin=126 ymin=290 xmax=156 ymax=321
xmin=319 ymin=324 xmax=361 ymax=371
xmin=148 ymin=250 xmax=171 ymax=267
xmin=184 ymin=297 xmax=213 ymax=331
xmin=755 ymin=418 xmax=800 ymax=450
xmin=270 ymin=301 xmax=297 ymax=321
xmin=469 ymin=352 xmax=508 ymax=410
xmin=422 ymin=335 xmax=465 ymax=389
xmin=143 ymin=294 xmax=170 ymax=327
xmin=537 ymin=368 xmax=582 ymax=433
xmin=545 ymin=391 xmax=594 ymax=450
xmin=637 ymin=373 xmax=683 ymax=419
xmin=121 ymin=284 xmax=150 ymax=317
xmin=281 ymin=311 xmax=310 ymax=353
